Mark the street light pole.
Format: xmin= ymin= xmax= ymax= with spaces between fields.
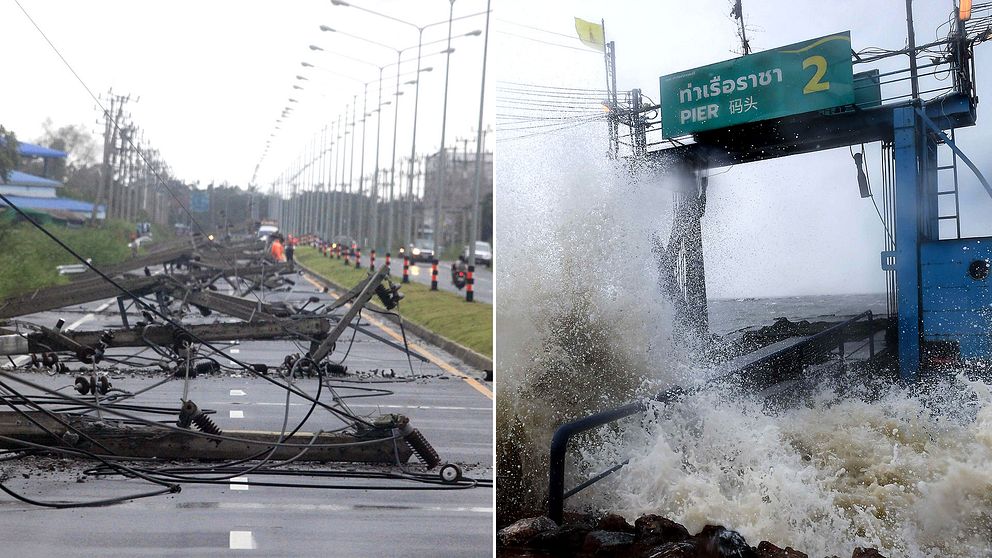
xmin=346 ymin=95 xmax=357 ymax=240
xmin=370 ymin=67 xmax=385 ymax=252
xmin=386 ymin=51 xmax=404 ymax=255
xmin=405 ymin=28 xmax=425 ymax=251
xmin=356 ymin=84 xmax=369 ymax=245
xmin=322 ymin=120 xmax=335 ymax=240
xmin=316 ymin=20 xmax=481 ymax=252
xmin=301 ymin=137 xmax=317 ymax=234
xmin=318 ymin=124 xmax=327 ymax=240
xmin=333 ymin=112 xmax=344 ymax=237
xmin=338 ymin=105 xmax=349 ymax=238
xmin=434 ymin=0 xmax=456 ymax=259
xmin=468 ymin=0 xmax=492 ymax=276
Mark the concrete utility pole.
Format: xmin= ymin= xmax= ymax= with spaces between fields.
xmin=112 ymin=123 xmax=129 ymax=220
xmin=94 ymin=92 xmax=128 ymax=224
xmin=91 ymin=92 xmax=114 ymax=224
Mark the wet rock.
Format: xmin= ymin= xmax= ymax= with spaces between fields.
xmin=756 ymin=541 xmax=808 ymax=558
xmin=529 ymin=524 xmax=593 ymax=554
xmin=563 ymin=511 xmax=598 ymax=529
xmin=852 ymin=549 xmax=886 ymax=558
xmin=497 ymin=516 xmax=558 ymax=547
xmin=596 ymin=513 xmax=634 ymax=533
xmin=696 ymin=525 xmax=757 ymax=558
xmin=635 ymin=514 xmax=692 ymax=547
xmin=582 ymin=530 xmax=636 ymax=556
xmin=644 ymin=540 xmax=699 ymax=558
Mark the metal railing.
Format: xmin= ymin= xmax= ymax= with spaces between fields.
xmin=547 ymin=311 xmax=877 ymax=523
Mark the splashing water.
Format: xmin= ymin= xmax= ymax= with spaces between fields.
xmin=495 ymin=128 xmax=680 ymax=518
xmin=579 ymin=376 xmax=992 ymax=557
xmin=496 ymin=128 xmax=992 ymax=555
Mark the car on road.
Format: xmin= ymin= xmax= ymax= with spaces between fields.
xmin=257 ymin=224 xmax=279 ymax=241
xmin=460 ymin=241 xmax=492 ymax=267
xmin=407 ymin=239 xmax=435 ymax=263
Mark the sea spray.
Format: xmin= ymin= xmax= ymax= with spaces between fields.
xmin=495 ymin=128 xmax=680 ymax=520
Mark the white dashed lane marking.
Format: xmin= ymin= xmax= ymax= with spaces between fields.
xmin=229 ymin=410 xmax=244 ymax=419
xmin=230 ymin=477 xmax=249 ymax=491
xmin=230 ymin=389 xmax=246 ymax=396
xmin=229 ymin=530 xmax=256 ymax=549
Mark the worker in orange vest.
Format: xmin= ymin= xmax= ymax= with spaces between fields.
xmin=270 ymin=234 xmax=286 ymax=262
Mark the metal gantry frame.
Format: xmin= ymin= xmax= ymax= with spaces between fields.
xmin=624 ymin=33 xmax=988 ymax=378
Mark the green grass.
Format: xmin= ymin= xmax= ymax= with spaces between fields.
xmin=297 ymin=247 xmax=492 ymax=358
xmin=0 ymin=220 xmax=140 ymax=300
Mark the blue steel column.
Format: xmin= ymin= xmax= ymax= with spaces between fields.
xmin=893 ymin=105 xmax=921 ymax=379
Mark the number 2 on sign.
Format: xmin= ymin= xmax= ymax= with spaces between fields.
xmin=803 ymin=55 xmax=829 ymax=94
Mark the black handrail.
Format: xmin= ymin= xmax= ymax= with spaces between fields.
xmin=547 ymin=310 xmax=876 ymax=524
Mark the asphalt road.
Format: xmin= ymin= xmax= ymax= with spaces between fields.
xmin=0 ymin=271 xmax=493 ymax=556
xmin=399 ymin=259 xmax=493 ymax=304
xmin=311 ymin=248 xmax=492 ymax=303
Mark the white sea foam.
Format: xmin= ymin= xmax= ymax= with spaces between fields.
xmin=582 ymin=376 xmax=992 ymax=557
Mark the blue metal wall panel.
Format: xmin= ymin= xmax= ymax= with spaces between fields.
xmin=921 ymin=237 xmax=992 ymax=360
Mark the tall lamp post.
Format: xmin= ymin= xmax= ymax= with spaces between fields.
xmin=302 ymin=59 xmax=432 ymax=246
xmin=317 ymin=28 xmax=476 ymax=253
xmin=467 ymin=0 xmax=492 ymax=290
xmin=311 ymin=46 xmax=413 ymax=251
xmin=328 ymin=1 xmax=485 ymax=250
xmin=434 ymin=0 xmax=457 ymax=260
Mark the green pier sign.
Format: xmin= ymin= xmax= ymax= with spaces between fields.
xmin=660 ymin=31 xmax=855 ymax=138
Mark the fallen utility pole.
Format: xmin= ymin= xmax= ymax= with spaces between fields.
xmin=309 ymin=265 xmax=391 ymax=362
xmin=15 ymin=318 xmax=331 ymax=354
xmin=0 ymin=411 xmax=412 ymax=463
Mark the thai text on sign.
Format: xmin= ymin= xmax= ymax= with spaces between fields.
xmin=660 ymin=32 xmax=855 ymax=137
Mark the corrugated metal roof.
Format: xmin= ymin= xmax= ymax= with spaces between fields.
xmin=0 ymin=195 xmax=103 ymax=213
xmin=0 ymin=137 xmax=68 ymax=159
xmin=0 ymin=170 xmax=63 ymax=188
xmin=16 ymin=141 xmax=67 ymax=159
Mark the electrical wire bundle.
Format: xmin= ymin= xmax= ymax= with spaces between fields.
xmin=0 ymin=190 xmax=485 ymax=508
xmin=496 ymin=81 xmax=618 ymax=142
xmin=3 ymin=0 xmax=492 ymax=512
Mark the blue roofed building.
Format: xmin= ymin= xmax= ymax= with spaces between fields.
xmin=0 ymin=139 xmax=105 ymax=222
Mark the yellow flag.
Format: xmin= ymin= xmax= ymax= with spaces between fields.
xmin=574 ymin=17 xmax=605 ymax=52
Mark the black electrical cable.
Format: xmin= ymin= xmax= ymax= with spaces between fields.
xmin=851 ymin=144 xmax=894 ymax=244
xmin=0 ymin=479 xmax=176 ymax=509
xmin=0 ymin=194 xmax=368 ymax=426
xmin=0 ymin=369 xmax=397 ymax=449
xmin=360 ymin=307 xmax=421 ymax=377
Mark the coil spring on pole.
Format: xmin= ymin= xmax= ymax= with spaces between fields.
xmin=191 ymin=412 xmax=223 ymax=436
xmin=404 ymin=428 xmax=440 ymax=469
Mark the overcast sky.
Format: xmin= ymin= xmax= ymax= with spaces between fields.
xmin=495 ymin=0 xmax=992 ymax=297
xmin=1 ymin=0 xmax=491 ymax=190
